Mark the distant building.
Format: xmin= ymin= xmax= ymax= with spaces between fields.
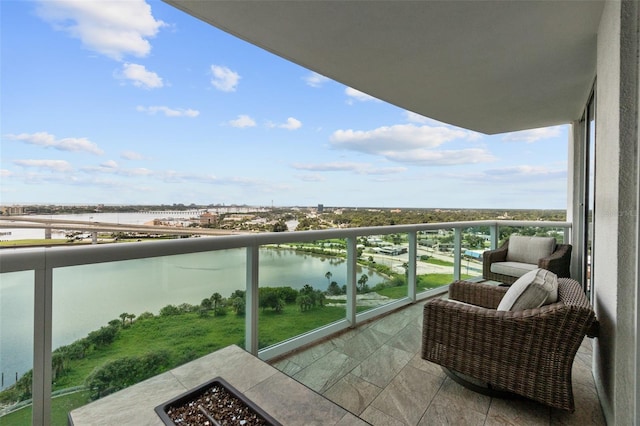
xmin=317 ymin=204 xmax=324 ymax=213
xmin=1 ymin=205 xmax=24 ymax=216
xmin=199 ymin=212 xmax=218 ymax=225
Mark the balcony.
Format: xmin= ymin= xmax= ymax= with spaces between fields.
xmin=271 ymin=303 xmax=604 ymax=425
xmin=1 ymin=219 xmax=600 ymax=425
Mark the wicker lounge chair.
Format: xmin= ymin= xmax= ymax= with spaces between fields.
xmin=483 ymin=237 xmax=572 ymax=284
xmin=422 ymin=278 xmax=597 ymax=412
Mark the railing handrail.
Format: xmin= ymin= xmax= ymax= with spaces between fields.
xmin=0 ymin=220 xmax=570 ymax=273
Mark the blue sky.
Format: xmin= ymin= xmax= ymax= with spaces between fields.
xmin=1 ymin=0 xmax=569 ymax=209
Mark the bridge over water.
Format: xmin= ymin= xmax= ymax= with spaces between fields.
xmin=0 ymin=216 xmax=241 ymax=242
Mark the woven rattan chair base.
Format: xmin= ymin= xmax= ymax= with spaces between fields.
xmin=442 ymin=367 xmax=519 ymax=399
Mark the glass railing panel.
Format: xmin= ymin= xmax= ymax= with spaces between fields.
xmin=257 ymin=241 xmax=347 ymax=348
xmin=416 ymin=228 xmax=458 ymax=294
xmin=46 ymin=249 xmax=247 ymax=419
xmin=0 ymin=271 xmax=34 ymax=424
xmin=257 ymin=240 xmax=389 ymax=348
xmin=359 ymin=233 xmax=412 ymax=304
xmin=460 ymin=226 xmax=489 ymax=280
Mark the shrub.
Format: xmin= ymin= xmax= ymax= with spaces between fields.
xmin=159 ymin=304 xmax=181 ymax=316
xmin=137 ymin=311 xmax=155 ymax=321
xmin=177 ymin=303 xmax=196 ymax=313
xmin=85 ymin=350 xmax=171 ymax=400
xmin=276 ymin=287 xmax=299 ymax=304
xmin=86 ymin=325 xmax=119 ymax=348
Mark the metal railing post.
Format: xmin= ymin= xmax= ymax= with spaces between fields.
xmin=490 ymin=224 xmax=499 ymax=249
xmin=32 ymin=265 xmax=52 ymax=426
xmin=346 ymin=237 xmax=357 ymax=327
xmin=245 ymin=245 xmax=259 ymax=355
xmin=453 ymin=228 xmax=462 ymax=281
xmin=408 ymin=231 xmax=417 ymax=301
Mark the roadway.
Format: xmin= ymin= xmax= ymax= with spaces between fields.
xmin=367 ymin=246 xmax=483 ymax=276
xmin=0 ymin=216 xmax=241 ymax=237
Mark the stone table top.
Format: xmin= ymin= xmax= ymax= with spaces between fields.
xmin=69 ymin=345 xmax=368 ymax=425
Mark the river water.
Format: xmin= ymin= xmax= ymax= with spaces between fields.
xmin=0 ymin=212 xmax=384 ymax=390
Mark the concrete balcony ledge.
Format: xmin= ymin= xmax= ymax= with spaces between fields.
xmin=69 ymin=345 xmax=366 ymax=425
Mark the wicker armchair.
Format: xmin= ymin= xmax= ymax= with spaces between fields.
xmin=422 ymin=278 xmax=597 ymax=412
xmin=483 ymin=238 xmax=572 ymax=284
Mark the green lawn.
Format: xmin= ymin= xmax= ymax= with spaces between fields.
xmin=422 ymin=257 xmax=455 ymax=267
xmin=376 ymin=273 xmax=468 ymax=299
xmin=0 ymin=239 xmax=71 ymax=247
xmin=0 ymin=391 xmax=90 ymax=426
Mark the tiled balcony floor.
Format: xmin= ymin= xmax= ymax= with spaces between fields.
xmin=270 ymin=302 xmax=606 ymax=426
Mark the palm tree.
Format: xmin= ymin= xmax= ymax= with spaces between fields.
xmin=325 ymin=271 xmax=332 ymax=287
xmin=402 ymin=262 xmax=409 ymax=281
xmin=51 ymin=352 xmax=66 ymax=380
xmin=126 ymin=313 xmax=136 ymax=325
xmin=201 ymin=298 xmax=212 ymax=310
xmin=119 ymin=312 xmax=128 ymax=328
xmin=211 ymin=292 xmax=223 ymax=315
xmin=357 ymin=274 xmax=369 ymax=292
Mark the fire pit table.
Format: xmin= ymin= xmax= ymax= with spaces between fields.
xmin=69 ymin=345 xmax=367 ymax=425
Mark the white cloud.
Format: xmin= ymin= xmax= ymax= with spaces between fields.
xmin=0 ymin=169 xmax=13 ymax=177
xmin=384 ymin=148 xmax=495 ymax=165
xmin=331 ymin=124 xmax=471 ymax=152
xmin=13 ymin=159 xmax=73 ymax=172
xmin=36 ymin=0 xmax=165 ymax=61
xmin=329 ymin=124 xmax=492 ymax=166
xmin=5 ymin=132 xmax=104 ymax=155
xmin=481 ymin=165 xmax=566 ymax=180
xmin=304 ymin=72 xmax=330 ymax=88
xmin=297 ymin=173 xmax=326 ymax=182
xmin=127 ymin=168 xmax=153 ymax=176
xmin=502 ymin=126 xmax=563 ymax=143
xmin=120 ymin=150 xmax=145 ymax=160
xmin=81 ymin=163 xmax=154 ymax=177
xmin=136 ymin=105 xmax=199 ymax=117
xmin=292 ymin=162 xmax=367 ymax=172
xmin=292 ymin=162 xmax=406 ymax=175
xmin=121 ymin=63 xmax=163 ymax=89
xmin=100 ymin=160 xmax=118 ymax=169
xmin=229 ymin=115 xmax=256 ymax=128
xmin=210 ymin=65 xmax=240 ymax=92
xmin=345 ymin=87 xmax=379 ymax=103
xmin=280 ymin=117 xmax=302 ymax=130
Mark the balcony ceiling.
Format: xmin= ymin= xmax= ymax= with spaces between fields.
xmin=164 ymin=0 xmax=604 ymax=135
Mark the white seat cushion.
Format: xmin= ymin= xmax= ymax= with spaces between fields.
xmin=497 ymin=268 xmax=558 ymax=311
xmin=506 ymin=236 xmax=556 ymax=265
xmin=490 ymin=261 xmax=538 ymax=278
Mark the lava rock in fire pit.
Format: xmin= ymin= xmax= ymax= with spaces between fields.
xmin=155 ymin=377 xmax=281 ymax=426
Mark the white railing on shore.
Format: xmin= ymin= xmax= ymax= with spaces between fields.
xmin=0 ymin=220 xmax=571 ymax=425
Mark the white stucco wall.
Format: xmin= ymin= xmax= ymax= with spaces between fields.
xmin=594 ymin=1 xmax=639 ymax=423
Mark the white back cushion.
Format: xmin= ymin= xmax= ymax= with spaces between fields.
xmin=497 ymin=268 xmax=558 ymax=311
xmin=506 ymin=236 xmax=556 ymax=264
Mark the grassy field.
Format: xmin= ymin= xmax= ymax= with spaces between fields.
xmin=0 ymin=391 xmax=90 ymax=426
xmin=0 ymin=239 xmax=72 ymax=247
xmin=0 ymin=304 xmax=348 ymax=424
xmin=51 ymin=302 xmax=355 ymax=390
xmin=0 ymin=273 xmax=457 ymax=423
xmin=375 ymin=273 xmax=466 ymax=298
xmin=422 ymin=257 xmax=455 ymax=267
